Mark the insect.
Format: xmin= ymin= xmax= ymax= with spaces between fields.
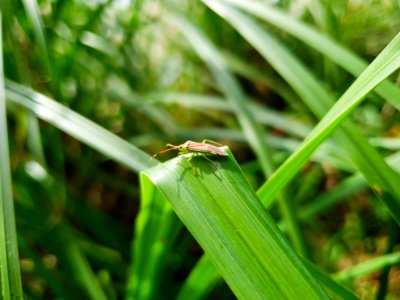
xmin=152 ymin=140 xmax=228 ymax=173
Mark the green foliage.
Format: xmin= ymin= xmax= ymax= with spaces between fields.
xmin=2 ymin=0 xmax=400 ymax=299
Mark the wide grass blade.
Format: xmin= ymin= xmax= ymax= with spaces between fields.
xmin=141 ymin=149 xmax=330 ymax=299
xmin=201 ymin=0 xmax=400 ymax=224
xmin=168 ymin=15 xmax=274 ymax=178
xmin=170 ymin=12 xmax=308 ymax=257
xmin=0 ymin=16 xmax=23 ymax=299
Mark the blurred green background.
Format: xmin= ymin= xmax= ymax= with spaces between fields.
xmin=2 ymin=0 xmax=400 ymax=299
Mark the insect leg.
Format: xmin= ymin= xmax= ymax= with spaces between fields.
xmin=186 ymin=153 xmax=197 ymax=175
xmin=201 ymin=139 xmax=224 ymax=147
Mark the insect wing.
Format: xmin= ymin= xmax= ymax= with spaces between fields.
xmin=186 ymin=141 xmax=227 ymax=156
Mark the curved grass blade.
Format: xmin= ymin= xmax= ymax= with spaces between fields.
xmin=202 ymin=0 xmax=400 ymax=224
xmin=5 ymin=80 xmax=156 ymax=173
xmin=256 ymin=31 xmax=400 ymax=220
xmin=170 ymin=12 xmax=308 ymax=257
xmin=141 ymin=149 xmax=329 ymax=299
xmin=168 ymin=15 xmax=274 ymax=179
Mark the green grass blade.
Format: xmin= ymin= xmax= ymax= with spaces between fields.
xmin=5 ymin=80 xmax=156 ymax=173
xmin=0 ymin=15 xmax=23 ymax=299
xmin=257 ymin=32 xmax=400 ymax=221
xmin=170 ymin=12 xmax=308 ymax=257
xmin=21 ymin=0 xmax=52 ymax=79
xmin=333 ymin=252 xmax=400 ymax=282
xmin=169 ymin=14 xmax=274 ymax=178
xmin=201 ymin=0 xmax=391 ymax=198
xmin=55 ymin=224 xmax=109 ymax=300
xmin=142 ymin=149 xmax=329 ymax=299
xmin=176 ymin=255 xmax=222 ymax=300
xmin=157 ymin=92 xmax=311 ymax=138
xmin=202 ymin=0 xmax=400 ymax=223
xmin=221 ymin=0 xmax=400 ymax=111
xmin=126 ymin=179 xmax=181 ymax=300
xmin=304 ymin=262 xmax=358 ymax=300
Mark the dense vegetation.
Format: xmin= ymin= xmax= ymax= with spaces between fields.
xmin=1 ymin=0 xmax=400 ymax=299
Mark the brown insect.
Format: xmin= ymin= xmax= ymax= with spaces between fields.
xmin=152 ymin=140 xmax=228 ymax=172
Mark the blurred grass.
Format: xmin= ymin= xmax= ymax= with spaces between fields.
xmin=2 ymin=0 xmax=400 ymax=299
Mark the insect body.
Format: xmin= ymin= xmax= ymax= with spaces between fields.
xmin=152 ymin=140 xmax=228 ymax=159
xmin=152 ymin=140 xmax=228 ymax=173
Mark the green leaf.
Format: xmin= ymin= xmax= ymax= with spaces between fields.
xmin=333 ymin=252 xmax=400 ymax=282
xmin=0 ymin=16 xmax=23 ymax=300
xmin=176 ymin=255 xmax=223 ymax=300
xmin=126 ymin=178 xmax=181 ymax=300
xmin=170 ymin=11 xmax=308 ymax=258
xmin=21 ymin=0 xmax=52 ymax=79
xmin=257 ymin=31 xmax=400 ymax=222
xmin=221 ymin=0 xmax=400 ymax=112
xmin=139 ymin=149 xmax=329 ymax=300
xmin=201 ymin=0 xmax=400 ymax=223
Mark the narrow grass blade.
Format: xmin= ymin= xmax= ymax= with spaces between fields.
xmin=126 ymin=180 xmax=181 ymax=300
xmin=221 ymin=0 xmax=400 ymax=112
xmin=169 ymin=14 xmax=274 ymax=178
xmin=333 ymin=252 xmax=400 ymax=282
xmin=156 ymin=92 xmax=311 ymax=138
xmin=0 ymin=16 xmax=23 ymax=299
xmin=5 ymin=80 xmax=156 ymax=173
xmin=257 ymin=32 xmax=400 ymax=223
xmin=141 ymin=149 xmax=329 ymax=299
xmin=21 ymin=0 xmax=52 ymax=79
xmin=55 ymin=224 xmax=109 ymax=300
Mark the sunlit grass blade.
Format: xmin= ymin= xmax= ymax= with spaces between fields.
xmin=5 ymin=80 xmax=156 ymax=173
xmin=221 ymin=0 xmax=400 ymax=112
xmin=0 ymin=16 xmax=23 ymax=299
xmin=168 ymin=15 xmax=274 ymax=179
xmin=155 ymin=92 xmax=311 ymax=138
xmin=201 ymin=0 xmax=391 ymax=205
xmin=142 ymin=149 xmax=330 ymax=299
xmin=257 ymin=32 xmax=400 ymax=219
xmin=202 ymin=0 xmax=400 ymax=224
xmin=171 ymin=11 xmax=309 ymax=256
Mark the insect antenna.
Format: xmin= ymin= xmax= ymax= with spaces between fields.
xmin=151 ymin=144 xmax=179 ymax=159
